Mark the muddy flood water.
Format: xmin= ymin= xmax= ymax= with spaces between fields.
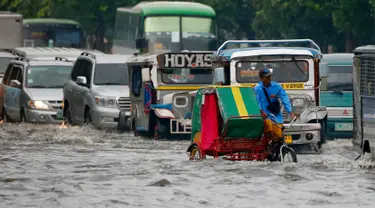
xmin=1 ymin=123 xmax=375 ymax=208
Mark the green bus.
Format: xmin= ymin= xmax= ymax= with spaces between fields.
xmin=113 ymin=1 xmax=218 ymax=54
xmin=23 ymin=18 xmax=85 ymax=48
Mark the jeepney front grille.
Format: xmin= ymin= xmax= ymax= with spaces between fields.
xmin=360 ymin=56 xmax=375 ymax=96
xmin=117 ymin=97 xmax=130 ymax=110
xmin=282 ymin=111 xmax=291 ymax=123
xmin=48 ymin=100 xmax=63 ymax=110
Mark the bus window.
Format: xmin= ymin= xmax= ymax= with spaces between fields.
xmin=325 ymin=65 xmax=353 ymax=92
xmin=23 ymin=24 xmax=84 ymax=48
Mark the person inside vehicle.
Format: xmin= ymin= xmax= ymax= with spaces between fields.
xmin=254 ymin=68 xmax=295 ymax=124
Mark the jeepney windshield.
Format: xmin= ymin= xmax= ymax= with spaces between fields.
xmin=144 ymin=16 xmax=217 ymax=52
xmin=235 ymin=60 xmax=309 ymax=83
xmin=322 ymin=65 xmax=353 ymax=91
xmin=161 ymin=68 xmax=213 ymax=84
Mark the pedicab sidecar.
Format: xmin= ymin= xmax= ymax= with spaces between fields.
xmin=186 ymin=86 xmax=297 ymax=162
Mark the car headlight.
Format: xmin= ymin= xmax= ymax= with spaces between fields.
xmin=292 ymin=98 xmax=304 ymax=107
xmin=28 ymin=100 xmax=50 ymax=110
xmin=95 ymin=96 xmax=117 ymax=108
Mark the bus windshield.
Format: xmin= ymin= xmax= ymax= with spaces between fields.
xmin=324 ymin=65 xmax=353 ymax=91
xmin=161 ymin=68 xmax=213 ymax=84
xmin=144 ymin=16 xmax=217 ymax=52
xmin=23 ymin=24 xmax=83 ymax=48
xmin=235 ymin=60 xmax=309 ymax=83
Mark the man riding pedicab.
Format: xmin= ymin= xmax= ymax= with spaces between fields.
xmin=253 ymin=68 xmax=295 ymax=157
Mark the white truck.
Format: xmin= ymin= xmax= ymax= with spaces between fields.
xmin=0 ymin=12 xmax=23 ymax=82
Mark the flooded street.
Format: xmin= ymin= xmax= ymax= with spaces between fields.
xmin=1 ymin=123 xmax=375 ymax=208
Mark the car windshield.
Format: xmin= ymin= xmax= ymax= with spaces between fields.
xmin=235 ymin=60 xmax=309 ymax=83
xmin=161 ymin=68 xmax=213 ymax=84
xmin=26 ymin=65 xmax=73 ymax=88
xmin=0 ymin=57 xmax=13 ymax=74
xmin=324 ymin=65 xmax=353 ymax=91
xmin=94 ymin=63 xmax=128 ymax=85
xmin=144 ymin=16 xmax=217 ymax=52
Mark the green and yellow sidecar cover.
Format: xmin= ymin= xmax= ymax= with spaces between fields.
xmin=191 ymin=86 xmax=264 ymax=147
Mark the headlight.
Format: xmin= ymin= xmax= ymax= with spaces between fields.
xmin=95 ymin=96 xmax=117 ymax=108
xmin=292 ymin=98 xmax=304 ymax=107
xmin=28 ymin=100 xmax=49 ymax=110
xmin=173 ymin=95 xmax=188 ymax=108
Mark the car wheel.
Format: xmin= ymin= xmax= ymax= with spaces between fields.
xmin=64 ymin=104 xmax=73 ymax=125
xmin=84 ymin=108 xmax=92 ymax=124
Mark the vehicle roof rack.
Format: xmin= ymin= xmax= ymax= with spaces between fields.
xmin=216 ymin=39 xmax=321 ymax=55
xmin=55 ymin=57 xmax=71 ymax=62
xmin=80 ymin=52 xmax=96 ymax=59
xmin=15 ymin=56 xmax=30 ymax=62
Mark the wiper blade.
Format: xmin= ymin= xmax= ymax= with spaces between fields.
xmin=99 ymin=82 xmax=124 ymax=85
xmin=28 ymin=85 xmax=47 ymax=88
xmin=47 ymin=85 xmax=63 ymax=88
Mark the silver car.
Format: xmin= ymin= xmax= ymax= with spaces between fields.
xmin=63 ymin=53 xmax=131 ymax=129
xmin=0 ymin=57 xmax=74 ymax=123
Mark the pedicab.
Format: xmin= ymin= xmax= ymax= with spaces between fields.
xmin=186 ymin=86 xmax=297 ymax=162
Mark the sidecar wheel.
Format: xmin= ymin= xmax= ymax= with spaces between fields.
xmin=189 ymin=145 xmax=205 ymax=160
xmin=279 ymin=146 xmax=297 ymax=163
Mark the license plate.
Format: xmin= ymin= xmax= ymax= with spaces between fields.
xmin=56 ymin=110 xmax=63 ymax=120
xmin=285 ymin=135 xmax=292 ymax=144
xmin=335 ymin=123 xmax=353 ymax=131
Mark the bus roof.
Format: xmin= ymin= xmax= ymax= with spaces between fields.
xmin=214 ymin=47 xmax=320 ymax=61
xmin=0 ymin=11 xmax=22 ymax=18
xmin=322 ymin=53 xmax=353 ymax=65
xmin=118 ymin=1 xmax=216 ymax=17
xmin=354 ymin=45 xmax=375 ymax=54
xmin=23 ymin=18 xmax=80 ymax=25
xmin=12 ymin=47 xmax=103 ymax=59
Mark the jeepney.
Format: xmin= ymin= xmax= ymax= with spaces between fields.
xmin=210 ymin=39 xmax=329 ymax=150
xmin=352 ymin=45 xmax=375 ymax=158
xmin=121 ymin=51 xmax=213 ymax=138
xmin=321 ymin=53 xmax=354 ymax=139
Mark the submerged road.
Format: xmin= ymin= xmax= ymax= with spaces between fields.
xmin=0 ymin=123 xmax=374 ymax=208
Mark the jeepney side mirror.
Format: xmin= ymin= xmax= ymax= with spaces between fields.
xmin=141 ymin=68 xmax=150 ymax=82
xmin=213 ymin=67 xmax=225 ymax=84
xmin=319 ymin=62 xmax=329 ymax=78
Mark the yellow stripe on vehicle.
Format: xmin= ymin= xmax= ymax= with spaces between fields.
xmin=231 ymin=87 xmax=248 ymax=118
xmin=157 ymin=86 xmax=203 ymax=90
xmin=240 ymin=83 xmax=305 ymax=89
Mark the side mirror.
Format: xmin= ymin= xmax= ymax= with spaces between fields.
xmin=319 ymin=62 xmax=329 ymax=78
xmin=135 ymin=37 xmax=148 ymax=49
xmin=141 ymin=68 xmax=151 ymax=82
xmin=10 ymin=79 xmax=21 ymax=88
xmin=213 ymin=67 xmax=225 ymax=84
xmin=76 ymin=76 xmax=87 ymax=86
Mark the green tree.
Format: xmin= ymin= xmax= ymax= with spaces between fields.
xmin=252 ymin=0 xmax=340 ymax=53
xmin=333 ymin=0 xmax=374 ymax=52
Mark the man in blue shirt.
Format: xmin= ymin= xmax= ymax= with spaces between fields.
xmin=254 ymin=68 xmax=294 ymax=124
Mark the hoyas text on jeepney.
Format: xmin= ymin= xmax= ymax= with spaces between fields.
xmin=163 ymin=53 xmax=212 ymax=68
